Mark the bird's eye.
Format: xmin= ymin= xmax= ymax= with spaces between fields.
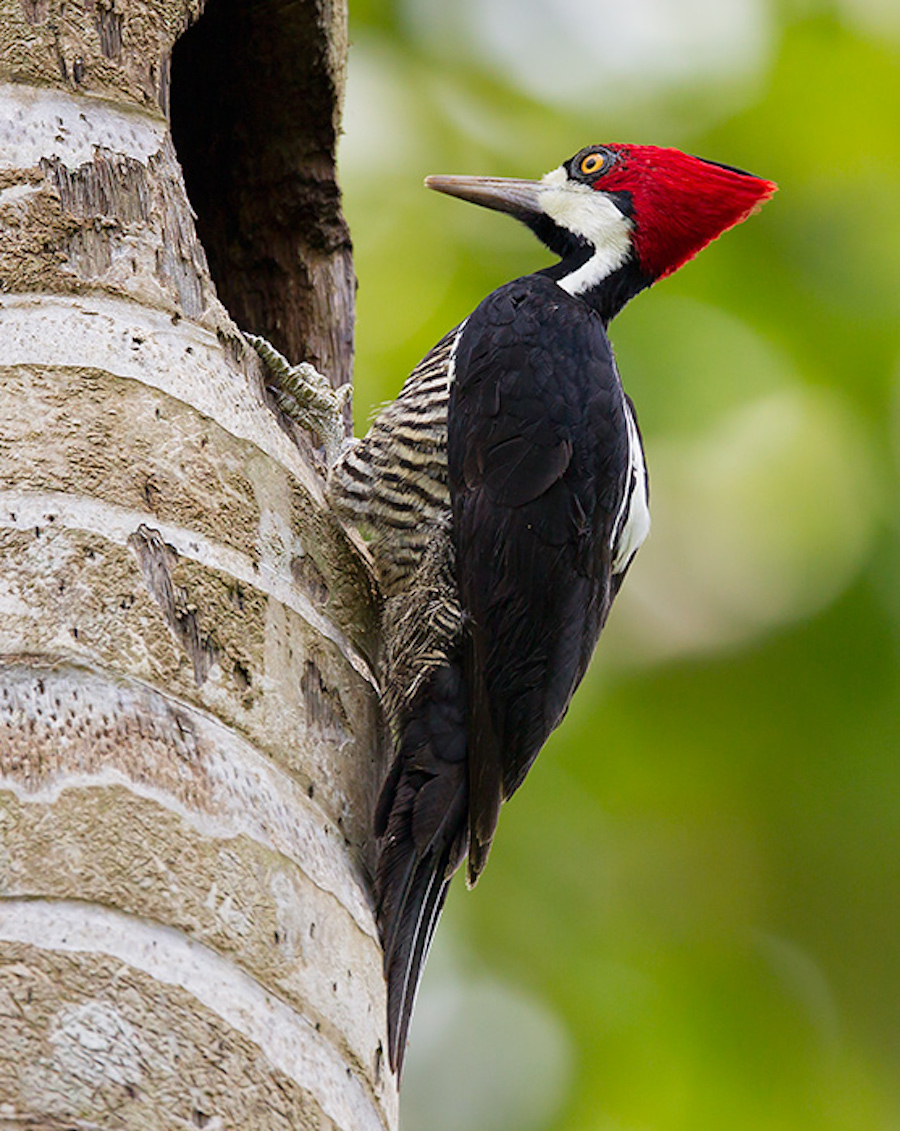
xmin=580 ymin=152 xmax=606 ymax=176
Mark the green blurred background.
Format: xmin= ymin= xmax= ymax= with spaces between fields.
xmin=338 ymin=1 xmax=900 ymax=1127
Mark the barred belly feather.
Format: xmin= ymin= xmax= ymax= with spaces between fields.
xmin=327 ymin=323 xmax=467 ymax=756
xmin=328 ymin=325 xmax=463 ymax=598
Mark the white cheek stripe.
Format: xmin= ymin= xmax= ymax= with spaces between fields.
xmin=538 ymin=167 xmax=633 ymax=296
xmin=612 ymin=402 xmax=651 ymax=573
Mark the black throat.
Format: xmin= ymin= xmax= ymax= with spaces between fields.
xmin=521 ymin=195 xmax=653 ymax=324
xmin=538 ymin=256 xmax=653 ymax=323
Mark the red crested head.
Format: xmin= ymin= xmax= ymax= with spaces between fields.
xmin=425 ymin=143 xmax=777 ymax=317
xmin=595 ymin=143 xmax=778 ymax=279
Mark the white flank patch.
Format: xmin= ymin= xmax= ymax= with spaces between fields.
xmin=0 ymin=82 xmax=166 ymax=170
xmin=446 ymin=318 xmax=468 ymax=384
xmin=538 ymin=166 xmax=634 ymax=295
xmin=0 ymin=900 xmax=393 ymax=1131
xmin=612 ymin=401 xmax=651 ymax=573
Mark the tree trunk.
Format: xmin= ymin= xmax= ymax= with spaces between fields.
xmin=0 ymin=2 xmax=394 ymax=1128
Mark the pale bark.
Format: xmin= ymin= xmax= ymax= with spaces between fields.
xmin=0 ymin=1 xmax=393 ymax=1128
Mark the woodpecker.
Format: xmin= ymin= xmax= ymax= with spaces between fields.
xmin=256 ymin=143 xmax=776 ymax=1075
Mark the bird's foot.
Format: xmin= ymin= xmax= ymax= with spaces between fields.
xmin=247 ymin=333 xmax=351 ymax=466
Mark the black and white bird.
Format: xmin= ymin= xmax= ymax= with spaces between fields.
xmin=279 ymin=143 xmax=776 ymax=1074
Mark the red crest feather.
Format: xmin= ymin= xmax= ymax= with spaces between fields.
xmin=598 ymin=144 xmax=777 ymax=279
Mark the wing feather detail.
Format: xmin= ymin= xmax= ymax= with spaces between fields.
xmin=449 ymin=275 xmax=635 ymax=867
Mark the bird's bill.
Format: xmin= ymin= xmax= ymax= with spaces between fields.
xmin=425 ymin=175 xmax=542 ymax=218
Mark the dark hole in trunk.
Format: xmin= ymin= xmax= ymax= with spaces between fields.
xmin=169 ymin=0 xmax=355 ymax=390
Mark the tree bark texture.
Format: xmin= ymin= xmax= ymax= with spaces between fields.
xmin=0 ymin=1 xmax=393 ymax=1128
xmin=171 ymin=0 xmax=356 ymax=394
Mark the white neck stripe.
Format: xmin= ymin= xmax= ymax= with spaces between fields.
xmin=556 ymin=243 xmax=631 ymax=296
xmin=538 ymin=166 xmax=634 ymax=296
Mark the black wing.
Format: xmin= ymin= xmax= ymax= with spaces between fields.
xmin=448 ymin=274 xmax=632 ymax=881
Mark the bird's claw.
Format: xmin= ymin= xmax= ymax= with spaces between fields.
xmin=247 ymin=333 xmax=350 ymax=466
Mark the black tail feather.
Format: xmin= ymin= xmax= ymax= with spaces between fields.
xmin=385 ymin=848 xmax=453 ymax=1074
xmin=375 ymin=661 xmax=468 ymax=1075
